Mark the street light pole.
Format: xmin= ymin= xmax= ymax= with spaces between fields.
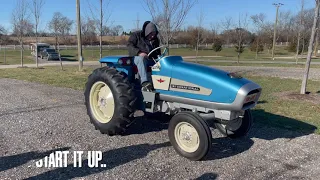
xmin=272 ymin=3 xmax=283 ymax=60
xmin=76 ymin=0 xmax=83 ymax=71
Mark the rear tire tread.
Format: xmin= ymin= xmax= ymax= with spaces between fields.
xmin=84 ymin=66 xmax=136 ymax=136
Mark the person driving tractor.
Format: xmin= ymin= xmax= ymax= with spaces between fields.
xmin=127 ymin=21 xmax=161 ymax=92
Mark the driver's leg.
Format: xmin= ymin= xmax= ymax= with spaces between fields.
xmin=134 ymin=56 xmax=154 ymax=91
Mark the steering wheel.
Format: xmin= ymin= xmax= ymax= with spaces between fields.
xmin=147 ymin=45 xmax=168 ymax=62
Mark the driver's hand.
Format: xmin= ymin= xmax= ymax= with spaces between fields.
xmin=139 ymin=52 xmax=148 ymax=57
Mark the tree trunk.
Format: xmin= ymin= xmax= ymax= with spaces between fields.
xmin=55 ymin=35 xmax=58 ymax=50
xmin=58 ymin=40 xmax=63 ymax=70
xmin=4 ymin=44 xmax=6 ymax=65
xmin=195 ymin=45 xmax=199 ymax=63
xmin=297 ymin=0 xmax=305 ymax=63
xmin=296 ymin=31 xmax=301 ymax=63
xmin=313 ymin=30 xmax=319 ymax=56
xmin=255 ymin=38 xmax=259 ymax=60
xmin=302 ymin=37 xmax=305 ymax=56
xmin=237 ymin=41 xmax=241 ymax=64
xmin=301 ymin=0 xmax=320 ymax=94
xmin=36 ymin=26 xmax=38 ymax=68
xmin=20 ymin=40 xmax=23 ymax=67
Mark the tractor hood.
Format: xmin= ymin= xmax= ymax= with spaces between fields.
xmin=152 ymin=56 xmax=260 ymax=105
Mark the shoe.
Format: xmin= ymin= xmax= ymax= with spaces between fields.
xmin=141 ymin=81 xmax=154 ymax=92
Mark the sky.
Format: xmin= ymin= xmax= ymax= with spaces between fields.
xmin=0 ymin=0 xmax=316 ymax=34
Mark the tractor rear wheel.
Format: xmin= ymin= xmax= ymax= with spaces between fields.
xmin=214 ymin=109 xmax=253 ymax=138
xmin=84 ymin=66 xmax=137 ymax=136
xmin=168 ymin=111 xmax=212 ymax=161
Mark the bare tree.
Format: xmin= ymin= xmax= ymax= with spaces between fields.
xmin=220 ymin=16 xmax=233 ymax=46
xmin=143 ymin=0 xmax=197 ymax=53
xmin=234 ymin=13 xmax=249 ymax=63
xmin=81 ymin=16 xmax=97 ymax=59
xmin=111 ymin=25 xmax=123 ymax=36
xmin=195 ymin=11 xmax=206 ymax=61
xmin=301 ymin=0 xmax=320 ymax=94
xmin=48 ymin=12 xmax=73 ymax=70
xmin=87 ymin=0 xmax=112 ymax=59
xmin=210 ymin=22 xmax=220 ymax=43
xmin=0 ymin=26 xmax=9 ymax=64
xmin=251 ymin=13 xmax=266 ymax=59
xmin=11 ymin=0 xmax=30 ymax=67
xmin=49 ymin=12 xmax=74 ymax=48
xmin=296 ymin=0 xmax=305 ymax=63
xmin=48 ymin=12 xmax=61 ymax=50
xmin=30 ymin=0 xmax=45 ymax=68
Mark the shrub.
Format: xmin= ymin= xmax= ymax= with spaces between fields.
xmin=250 ymin=40 xmax=264 ymax=53
xmin=212 ymin=38 xmax=223 ymax=52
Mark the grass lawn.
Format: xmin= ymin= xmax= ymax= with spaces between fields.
xmin=58 ymin=46 xmax=299 ymax=60
xmin=0 ymin=65 xmax=319 ymax=134
xmin=1 ymin=46 xmax=320 ymax=67
xmin=196 ymin=61 xmax=320 ymax=68
xmin=0 ymin=49 xmax=34 ymax=65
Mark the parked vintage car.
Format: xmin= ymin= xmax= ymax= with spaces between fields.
xmin=30 ymin=43 xmax=50 ymax=57
xmin=40 ymin=48 xmax=60 ymax=60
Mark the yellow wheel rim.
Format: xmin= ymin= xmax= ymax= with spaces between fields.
xmin=174 ymin=122 xmax=200 ymax=153
xmin=89 ymin=81 xmax=115 ymax=123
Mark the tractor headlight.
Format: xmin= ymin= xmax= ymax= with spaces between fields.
xmin=118 ymin=57 xmax=132 ymax=65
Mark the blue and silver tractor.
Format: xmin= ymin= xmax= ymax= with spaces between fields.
xmin=84 ymin=46 xmax=262 ymax=161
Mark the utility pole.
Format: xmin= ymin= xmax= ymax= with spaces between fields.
xmin=136 ymin=13 xmax=140 ymax=30
xmin=100 ymin=0 xmax=102 ymax=60
xmin=76 ymin=0 xmax=83 ymax=71
xmin=271 ymin=3 xmax=283 ymax=60
xmin=296 ymin=0 xmax=304 ymax=63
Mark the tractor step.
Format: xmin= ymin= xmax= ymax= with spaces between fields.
xmin=142 ymin=91 xmax=158 ymax=113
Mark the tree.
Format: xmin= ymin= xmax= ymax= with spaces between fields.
xmin=195 ymin=11 xmax=206 ymax=61
xmin=251 ymin=13 xmax=266 ymax=59
xmin=0 ymin=25 xmax=9 ymax=65
xmin=87 ymin=0 xmax=112 ymax=59
xmin=48 ymin=12 xmax=62 ymax=50
xmin=260 ymin=22 xmax=275 ymax=54
xmin=81 ymin=17 xmax=97 ymax=45
xmin=111 ymin=25 xmax=123 ymax=36
xmin=210 ymin=22 xmax=220 ymax=44
xmin=11 ymin=0 xmax=30 ymax=68
xmin=220 ymin=17 xmax=233 ymax=45
xmin=48 ymin=12 xmax=74 ymax=48
xmin=143 ymin=0 xmax=197 ymax=54
xmin=212 ymin=37 xmax=223 ymax=54
xmin=301 ymin=0 xmax=320 ymax=94
xmin=48 ymin=12 xmax=73 ymax=70
xmin=250 ymin=38 xmax=264 ymax=54
xmin=234 ymin=13 xmax=249 ymax=63
xmin=30 ymin=0 xmax=45 ymax=68
xmin=296 ymin=0 xmax=305 ymax=63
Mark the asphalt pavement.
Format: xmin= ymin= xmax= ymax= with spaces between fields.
xmin=1 ymin=78 xmax=320 ymax=179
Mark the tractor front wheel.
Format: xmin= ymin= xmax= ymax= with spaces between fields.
xmin=168 ymin=111 xmax=212 ymax=161
xmin=84 ymin=66 xmax=137 ymax=136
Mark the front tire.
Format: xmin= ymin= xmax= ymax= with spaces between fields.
xmin=84 ymin=66 xmax=137 ymax=136
xmin=214 ymin=109 xmax=253 ymax=138
xmin=168 ymin=111 xmax=212 ymax=161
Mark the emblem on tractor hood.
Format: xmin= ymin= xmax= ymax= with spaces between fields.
xmin=170 ymin=84 xmax=200 ymax=91
xmin=157 ymin=79 xmax=165 ymax=83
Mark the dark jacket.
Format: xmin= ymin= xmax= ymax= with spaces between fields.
xmin=127 ymin=21 xmax=161 ymax=59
